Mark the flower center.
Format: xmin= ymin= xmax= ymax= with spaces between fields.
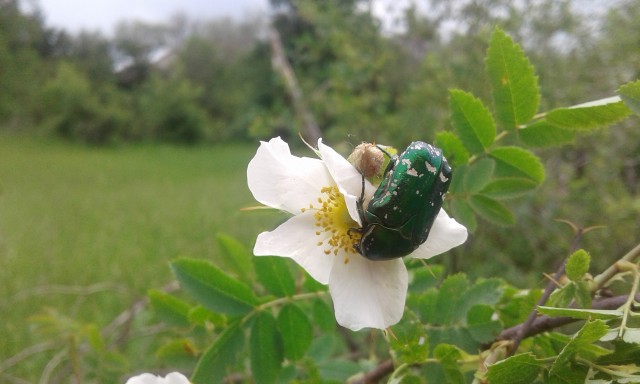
xmin=303 ymin=185 xmax=360 ymax=261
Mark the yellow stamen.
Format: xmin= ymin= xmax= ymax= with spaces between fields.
xmin=307 ymin=185 xmax=361 ymax=257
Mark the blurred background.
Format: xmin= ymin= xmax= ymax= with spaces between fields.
xmin=1 ymin=0 xmax=639 ymax=381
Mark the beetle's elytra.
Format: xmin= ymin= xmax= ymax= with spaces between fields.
xmin=354 ymin=141 xmax=452 ymax=261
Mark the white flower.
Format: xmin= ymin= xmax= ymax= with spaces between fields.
xmin=125 ymin=372 xmax=190 ymax=384
xmin=247 ymin=137 xmax=467 ymax=331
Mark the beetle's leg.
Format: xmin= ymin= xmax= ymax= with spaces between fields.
xmin=349 ymin=173 xmax=367 ymax=238
xmin=375 ymin=144 xmax=393 ymax=159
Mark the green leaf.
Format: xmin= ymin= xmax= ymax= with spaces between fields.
xmin=464 ymin=158 xmax=495 ymax=193
xmin=453 ymin=278 xmax=505 ymax=322
xmin=216 ymin=233 xmax=253 ymax=281
xmin=518 ymin=120 xmax=575 ymax=147
xmin=250 ymin=311 xmax=283 ymax=384
xmin=148 ymin=289 xmax=191 ymax=328
xmin=489 ymin=146 xmax=545 ymax=183
xmin=468 ymin=195 xmax=514 ymax=226
xmin=171 ymin=258 xmax=258 ymax=316
xmin=538 ymin=306 xmax=623 ymax=320
xmin=449 ymin=89 xmax=497 ymax=154
xmin=389 ymin=311 xmax=429 ymax=365
xmin=433 ymin=344 xmax=465 ymax=384
xmin=317 ymin=360 xmax=362 ymax=381
xmin=466 ymin=304 xmax=502 ymax=343
xmin=550 ymin=320 xmax=609 ymax=375
xmin=449 ymin=198 xmax=477 ymax=233
xmin=448 ymin=164 xmax=468 ymax=195
xmin=254 ymin=256 xmax=296 ymax=297
xmin=547 ymin=283 xmax=576 ymax=308
xmin=277 ymin=303 xmax=312 ymax=361
xmin=435 ymin=131 xmax=470 ymax=167
xmin=191 ymin=321 xmax=245 ymax=384
xmin=485 ymin=27 xmax=539 ymax=130
xmin=574 ymin=280 xmax=592 ymax=309
xmin=312 ymin=299 xmax=336 ymax=332
xmin=479 ymin=177 xmax=538 ymax=199
xmin=433 ymin=274 xmax=469 ymax=324
xmin=188 ymin=305 xmax=226 ymax=327
xmin=619 ymin=79 xmax=640 ymax=115
xmin=566 ymin=249 xmax=591 ymax=282
xmin=546 ymin=99 xmax=631 ymax=131
xmin=487 ymin=353 xmax=543 ymax=384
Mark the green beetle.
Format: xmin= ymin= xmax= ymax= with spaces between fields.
xmin=354 ymin=141 xmax=452 ymax=261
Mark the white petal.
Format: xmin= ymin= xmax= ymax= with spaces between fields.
xmin=253 ymin=211 xmax=334 ymax=284
xmin=247 ymin=137 xmax=333 ymax=215
xmin=409 ymin=209 xmax=468 ymax=259
xmin=125 ymin=372 xmax=190 ymax=384
xmin=329 ymin=254 xmax=408 ymax=330
xmin=317 ymin=139 xmax=376 ymax=225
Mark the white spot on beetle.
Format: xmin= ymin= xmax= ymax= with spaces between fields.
xmin=425 ymin=161 xmax=437 ymax=174
xmin=402 ymin=158 xmax=412 ymax=167
xmin=439 ymin=172 xmax=449 ymax=183
xmin=406 ymin=168 xmax=418 ymax=176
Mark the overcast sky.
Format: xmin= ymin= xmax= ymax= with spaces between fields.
xmin=35 ymin=0 xmax=271 ymax=35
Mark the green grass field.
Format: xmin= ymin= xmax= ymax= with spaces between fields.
xmin=0 ymin=135 xmax=282 ymax=380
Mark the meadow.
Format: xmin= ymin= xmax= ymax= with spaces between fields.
xmin=0 ymin=135 xmax=281 ymax=379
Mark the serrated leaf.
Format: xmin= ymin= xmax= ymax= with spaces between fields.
xmin=389 ymin=311 xmax=429 ymax=365
xmin=254 ymin=256 xmax=295 ymax=297
xmin=466 ymin=304 xmax=502 ymax=343
xmin=566 ymin=249 xmax=591 ymax=282
xmin=468 ymin=195 xmax=514 ymax=226
xmin=433 ymin=274 xmax=469 ymax=324
xmin=216 ymin=233 xmax=253 ymax=280
xmin=619 ymin=79 xmax=640 ymax=115
xmin=449 ymin=89 xmax=497 ymax=154
xmin=435 ymin=131 xmax=470 ymax=167
xmin=188 ymin=305 xmax=226 ymax=327
xmin=489 ymin=146 xmax=545 ymax=183
xmin=171 ymin=258 xmax=258 ymax=316
xmin=449 ymin=198 xmax=477 ymax=233
xmin=479 ymin=177 xmax=538 ymax=199
xmin=622 ymin=329 xmax=640 ymax=344
xmin=251 ymin=311 xmax=283 ymax=384
xmin=148 ymin=289 xmax=191 ymax=328
xmin=317 ymin=360 xmax=362 ymax=381
xmin=312 ymin=299 xmax=335 ymax=332
xmin=277 ymin=303 xmax=312 ymax=361
xmin=487 ymin=353 xmax=543 ymax=384
xmin=433 ymin=344 xmax=466 ymax=384
xmin=519 ymin=120 xmax=575 ymax=147
xmin=574 ymin=280 xmax=592 ymax=309
xmin=448 ymin=164 xmax=467 ymax=195
xmin=546 ymin=99 xmax=631 ymax=131
xmin=486 ymin=27 xmax=539 ymax=130
xmin=453 ymin=278 xmax=504 ymax=321
xmin=548 ymin=283 xmax=576 ymax=308
xmin=464 ymin=158 xmax=495 ymax=193
xmin=191 ymin=321 xmax=245 ymax=384
xmin=538 ymin=306 xmax=623 ymax=320
xmin=550 ymin=320 xmax=609 ymax=375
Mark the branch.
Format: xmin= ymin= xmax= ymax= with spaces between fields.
xmin=495 ymin=293 xmax=640 ymax=343
xmin=348 ymin=359 xmax=394 ymax=384
xmin=269 ymin=27 xmax=322 ymax=143
xmin=509 ymin=227 xmax=584 ymax=354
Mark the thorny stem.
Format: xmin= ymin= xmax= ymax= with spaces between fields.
xmin=593 ymin=242 xmax=640 ymax=290
xmin=576 ymin=357 xmax=640 ymax=379
xmin=241 ymin=291 xmax=329 ymax=326
xmin=509 ymin=227 xmax=584 ymax=355
xmin=617 ymin=262 xmax=640 ymax=339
